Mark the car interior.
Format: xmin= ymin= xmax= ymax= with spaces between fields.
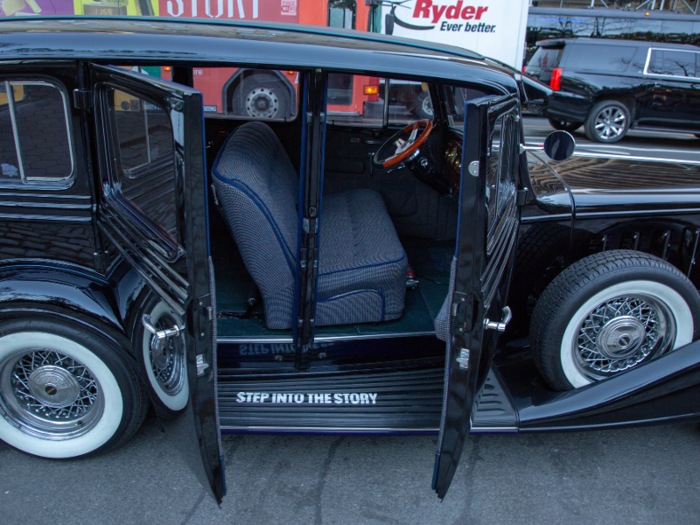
xmin=196 ymin=69 xmax=495 ymax=345
xmin=109 ymin=66 xmax=496 ymax=352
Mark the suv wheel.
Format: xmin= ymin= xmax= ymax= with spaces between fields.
xmin=548 ymin=118 xmax=581 ymax=133
xmin=584 ymin=100 xmax=630 ymax=143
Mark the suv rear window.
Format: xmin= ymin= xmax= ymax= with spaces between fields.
xmin=567 ymin=44 xmax=636 ymax=72
xmin=526 ymin=46 xmax=563 ymax=83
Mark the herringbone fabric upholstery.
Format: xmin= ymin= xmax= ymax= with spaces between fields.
xmin=213 ymin=122 xmax=406 ymax=329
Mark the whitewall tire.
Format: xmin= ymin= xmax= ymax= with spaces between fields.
xmin=531 ymin=251 xmax=700 ymax=391
xmin=0 ymin=318 xmax=147 ymax=458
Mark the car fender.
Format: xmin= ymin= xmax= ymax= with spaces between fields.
xmin=0 ymin=262 xmax=145 ymax=362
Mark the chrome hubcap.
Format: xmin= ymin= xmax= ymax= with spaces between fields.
xmin=0 ymin=349 xmax=103 ymax=440
xmin=575 ymin=294 xmax=673 ymax=380
xmin=594 ymin=107 xmax=626 ymax=140
xmin=245 ymin=87 xmax=279 ymax=118
xmin=148 ymin=314 xmax=185 ymax=395
xmin=422 ymin=96 xmax=433 ymax=116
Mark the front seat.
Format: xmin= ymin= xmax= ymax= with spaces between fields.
xmin=212 ymin=122 xmax=407 ymax=329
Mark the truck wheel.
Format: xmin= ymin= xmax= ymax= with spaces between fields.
xmin=413 ymin=92 xmax=433 ymax=120
xmin=584 ymin=100 xmax=630 ymax=143
xmin=548 ymin=118 xmax=581 ymax=133
xmin=530 ymin=251 xmax=700 ymax=391
xmin=231 ymin=73 xmax=292 ymax=119
xmin=0 ymin=317 xmax=148 ymax=458
xmin=139 ymin=299 xmax=188 ymax=413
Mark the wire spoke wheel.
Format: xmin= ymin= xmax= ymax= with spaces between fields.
xmin=148 ymin=314 xmax=185 ymax=396
xmin=574 ymin=294 xmax=674 ymax=381
xmin=0 ymin=348 xmax=104 ymax=440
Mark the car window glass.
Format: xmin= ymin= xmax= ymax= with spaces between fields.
xmin=629 ymin=18 xmax=663 ymax=38
xmin=442 ymin=85 xmax=492 ymax=130
xmin=327 ymin=73 xmax=384 ymax=127
xmin=192 ymin=67 xmax=299 ymax=121
xmin=568 ymin=16 xmax=596 ymax=37
xmin=106 ymin=87 xmax=179 ymax=245
xmin=661 ymin=20 xmax=694 ymax=43
xmin=486 ymin=115 xmax=503 ymax=231
xmin=388 ymin=81 xmax=433 ymax=125
xmin=597 ymin=17 xmax=630 ymax=38
xmin=568 ymin=44 xmax=636 ymax=72
xmin=649 ymin=50 xmax=697 ymax=77
xmin=0 ymin=81 xmax=73 ymax=185
xmin=527 ymin=46 xmax=563 ymax=72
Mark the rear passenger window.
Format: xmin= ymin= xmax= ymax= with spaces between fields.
xmin=568 ymin=44 xmax=636 ymax=72
xmin=105 ymin=87 xmax=179 ymax=247
xmin=0 ymin=81 xmax=73 ymax=185
xmin=648 ymin=49 xmax=697 ymax=78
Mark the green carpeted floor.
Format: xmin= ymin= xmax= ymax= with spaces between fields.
xmin=211 ymin=226 xmax=454 ymax=339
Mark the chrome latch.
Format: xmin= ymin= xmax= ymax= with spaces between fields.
xmin=196 ymin=354 xmax=209 ymax=376
xmin=468 ymin=160 xmax=479 ymax=177
xmin=484 ymin=306 xmax=512 ymax=333
xmin=456 ymin=348 xmax=470 ymax=370
xmin=142 ymin=314 xmax=184 ymax=340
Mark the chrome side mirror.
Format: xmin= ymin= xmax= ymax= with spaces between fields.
xmin=543 ymin=130 xmax=575 ymax=161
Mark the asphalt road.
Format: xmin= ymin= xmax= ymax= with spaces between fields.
xmin=523 ymin=116 xmax=700 ymax=163
xmin=1 ymin=413 xmax=699 ymax=524
xmin=2 ymin=126 xmax=700 ymax=525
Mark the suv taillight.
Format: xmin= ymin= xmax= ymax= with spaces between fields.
xmin=550 ymin=68 xmax=562 ymax=91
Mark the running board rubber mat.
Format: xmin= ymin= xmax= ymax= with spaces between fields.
xmin=217 ymin=367 xmax=517 ymax=433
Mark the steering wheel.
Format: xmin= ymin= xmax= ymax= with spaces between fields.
xmin=373 ymin=119 xmax=433 ymax=168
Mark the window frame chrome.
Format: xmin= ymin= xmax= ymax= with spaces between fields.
xmin=0 ymin=79 xmax=76 ymax=189
xmin=643 ymin=47 xmax=700 ymax=81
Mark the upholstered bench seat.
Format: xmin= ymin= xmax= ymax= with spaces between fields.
xmin=212 ymin=122 xmax=406 ymax=330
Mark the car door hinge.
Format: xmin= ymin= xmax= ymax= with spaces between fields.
xmin=517 ymin=188 xmax=529 ymax=206
xmin=73 ymin=89 xmax=93 ymax=110
xmin=196 ymin=354 xmax=209 ymax=376
xmin=456 ymin=348 xmax=470 ymax=370
xmin=92 ymin=251 xmax=109 ymax=272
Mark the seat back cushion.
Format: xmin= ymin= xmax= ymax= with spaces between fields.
xmin=212 ymin=122 xmax=299 ymax=329
xmin=435 ymin=256 xmax=456 ymax=342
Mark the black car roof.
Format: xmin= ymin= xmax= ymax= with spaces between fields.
xmin=535 ymin=37 xmax=700 ymax=52
xmin=0 ymin=17 xmax=518 ymax=92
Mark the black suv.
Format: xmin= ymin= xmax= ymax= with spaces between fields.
xmin=525 ymin=38 xmax=700 ymax=143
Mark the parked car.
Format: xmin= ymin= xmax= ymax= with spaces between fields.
xmin=1 ymin=18 xmax=700 ymax=505
xmin=524 ymin=37 xmax=700 ymax=143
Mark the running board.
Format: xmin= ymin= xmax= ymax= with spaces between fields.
xmin=217 ymin=367 xmax=517 ymax=434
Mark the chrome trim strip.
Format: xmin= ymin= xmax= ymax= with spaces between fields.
xmin=219 ymin=425 xmax=517 ymax=433
xmin=314 ymin=331 xmax=437 ymax=342
xmin=221 ymin=425 xmax=440 ymax=433
xmin=217 ymin=337 xmax=295 ymax=344
xmin=5 ymin=81 xmax=25 ymax=181
xmin=470 ymin=426 xmax=518 ymax=433
xmin=572 ymin=151 xmax=700 ymax=166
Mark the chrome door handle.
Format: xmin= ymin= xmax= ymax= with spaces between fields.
xmin=142 ymin=314 xmax=185 ymax=340
xmin=484 ymin=306 xmax=512 ymax=333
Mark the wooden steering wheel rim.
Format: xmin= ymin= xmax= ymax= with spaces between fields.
xmin=382 ymin=119 xmax=434 ymax=168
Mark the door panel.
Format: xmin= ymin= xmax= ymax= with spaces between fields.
xmin=89 ymin=64 xmax=225 ymax=503
xmin=433 ymin=94 xmax=520 ymax=499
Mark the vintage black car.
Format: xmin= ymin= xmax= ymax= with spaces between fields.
xmin=525 ymin=38 xmax=700 ymax=143
xmin=1 ymin=18 xmax=700 ymax=504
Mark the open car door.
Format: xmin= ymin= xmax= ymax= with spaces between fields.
xmin=433 ymin=94 xmax=521 ymax=498
xmin=88 ymin=65 xmax=225 ymax=503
